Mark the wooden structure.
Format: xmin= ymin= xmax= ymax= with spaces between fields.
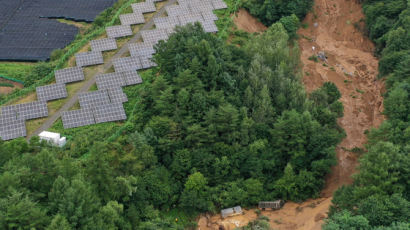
xmin=258 ymin=200 xmax=284 ymax=210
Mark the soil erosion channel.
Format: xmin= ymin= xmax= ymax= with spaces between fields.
xmin=197 ymin=0 xmax=385 ymax=229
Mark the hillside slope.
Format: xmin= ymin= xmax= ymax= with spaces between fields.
xmin=197 ymin=0 xmax=385 ymax=229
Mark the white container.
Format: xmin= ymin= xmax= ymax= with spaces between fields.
xmin=38 ymin=131 xmax=66 ymax=147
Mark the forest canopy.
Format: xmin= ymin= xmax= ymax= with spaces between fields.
xmin=241 ymin=0 xmax=313 ymax=26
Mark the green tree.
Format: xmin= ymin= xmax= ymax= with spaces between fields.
xmin=323 ymin=210 xmax=370 ymax=230
xmin=46 ymin=214 xmax=73 ymax=230
xmin=48 ymin=177 xmax=101 ymax=229
xmin=279 ymin=14 xmax=300 ymax=38
xmin=0 ymin=192 xmax=49 ymax=229
xmin=180 ymin=172 xmax=212 ymax=212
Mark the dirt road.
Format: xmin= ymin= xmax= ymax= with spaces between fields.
xmin=197 ymin=0 xmax=385 ymax=229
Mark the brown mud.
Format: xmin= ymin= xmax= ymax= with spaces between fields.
xmin=233 ymin=9 xmax=267 ymax=33
xmin=0 ymin=78 xmax=23 ymax=95
xmin=197 ymin=0 xmax=385 ymax=229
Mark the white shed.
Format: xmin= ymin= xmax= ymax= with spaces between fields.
xmin=221 ymin=206 xmax=243 ymax=218
xmin=39 ymin=131 xmax=66 ymax=147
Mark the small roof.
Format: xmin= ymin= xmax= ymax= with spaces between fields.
xmin=39 ymin=131 xmax=60 ymax=139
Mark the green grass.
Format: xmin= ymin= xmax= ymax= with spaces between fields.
xmin=160 ymin=209 xmax=199 ymax=229
xmin=0 ymin=82 xmax=14 ymax=87
xmin=0 ymin=63 xmax=33 ymax=83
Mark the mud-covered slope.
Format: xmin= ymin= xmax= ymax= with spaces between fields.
xmin=299 ymin=0 xmax=385 ymax=197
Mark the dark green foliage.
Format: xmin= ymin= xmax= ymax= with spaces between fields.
xmin=242 ymin=0 xmax=313 ymax=26
xmin=24 ymin=62 xmax=55 ymax=86
xmin=323 ymin=210 xmax=370 ymax=230
xmin=239 ymin=216 xmax=272 ymax=230
xmin=279 ymin=14 xmax=300 ymax=38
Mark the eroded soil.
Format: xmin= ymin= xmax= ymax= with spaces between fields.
xmin=233 ymin=9 xmax=267 ymax=33
xmin=198 ymin=0 xmax=384 ymax=229
xmin=0 ymin=78 xmax=23 ymax=95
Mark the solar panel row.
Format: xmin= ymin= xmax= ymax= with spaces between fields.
xmin=120 ymin=13 xmax=145 ymax=25
xmin=75 ymin=51 xmax=104 ymax=67
xmin=106 ymin=25 xmax=133 ymax=38
xmin=55 ymin=67 xmax=85 ymax=84
xmin=91 ymin=38 xmax=118 ymax=52
xmin=131 ymin=2 xmax=157 ymax=14
xmin=36 ymin=83 xmax=68 ymax=102
xmin=0 ymin=101 xmax=48 ymax=140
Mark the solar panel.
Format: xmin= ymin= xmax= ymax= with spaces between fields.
xmin=165 ymin=27 xmax=177 ymax=35
xmin=107 ymin=87 xmax=128 ymax=103
xmin=113 ymin=56 xmax=143 ymax=72
xmin=131 ymin=2 xmax=156 ymax=14
xmin=93 ymin=103 xmax=127 ymax=124
xmin=0 ymin=119 xmax=26 ymax=141
xmin=178 ymin=13 xmax=204 ymax=26
xmin=36 ymin=83 xmax=68 ymax=102
xmin=0 ymin=105 xmax=17 ymax=123
xmin=78 ymin=90 xmax=110 ymax=109
xmin=120 ymin=13 xmax=145 ymax=25
xmin=128 ymin=42 xmax=155 ymax=57
xmin=55 ymin=67 xmax=84 ymax=84
xmin=201 ymin=11 xmax=218 ymax=21
xmin=140 ymin=56 xmax=157 ymax=69
xmin=91 ymin=38 xmax=118 ymax=52
xmin=106 ymin=25 xmax=133 ymax=38
xmin=62 ymin=108 xmax=95 ymax=129
xmin=201 ymin=20 xmax=219 ymax=33
xmin=154 ymin=16 xmax=180 ymax=29
xmin=96 ymin=72 xmax=126 ymax=90
xmin=121 ymin=70 xmax=143 ymax=86
xmin=75 ymin=51 xmax=104 ymax=67
xmin=141 ymin=29 xmax=169 ymax=45
xmin=189 ymin=1 xmax=214 ymax=13
xmin=212 ymin=0 xmax=228 ymax=9
xmin=165 ymin=5 xmax=191 ymax=17
xmin=15 ymin=101 xmax=48 ymax=120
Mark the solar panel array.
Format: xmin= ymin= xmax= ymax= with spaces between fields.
xmin=91 ymin=38 xmax=118 ymax=52
xmin=113 ymin=56 xmax=143 ymax=72
xmin=55 ymin=67 xmax=85 ymax=84
xmin=79 ymin=90 xmax=111 ymax=109
xmin=15 ymin=102 xmax=49 ymax=121
xmin=0 ymin=120 xmax=27 ymax=141
xmin=0 ymin=0 xmax=115 ymax=61
xmin=96 ymin=73 xmax=126 ymax=90
xmin=132 ymin=2 xmax=157 ymax=14
xmin=1 ymin=0 xmax=228 ymax=139
xmin=122 ymin=71 xmax=143 ymax=85
xmin=62 ymin=108 xmax=95 ymax=129
xmin=0 ymin=100 xmax=50 ymax=140
xmin=36 ymin=84 xmax=68 ymax=102
xmin=108 ymin=88 xmax=128 ymax=103
xmin=106 ymin=25 xmax=133 ymax=38
xmin=75 ymin=51 xmax=104 ymax=67
xmin=94 ymin=103 xmax=127 ymax=124
xmin=120 ymin=13 xmax=145 ymax=25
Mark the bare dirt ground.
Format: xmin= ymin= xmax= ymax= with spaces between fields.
xmin=233 ymin=9 xmax=267 ymax=33
xmin=197 ymin=0 xmax=385 ymax=229
xmin=0 ymin=79 xmax=23 ymax=95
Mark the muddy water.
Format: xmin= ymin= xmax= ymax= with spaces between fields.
xmin=197 ymin=0 xmax=385 ymax=229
